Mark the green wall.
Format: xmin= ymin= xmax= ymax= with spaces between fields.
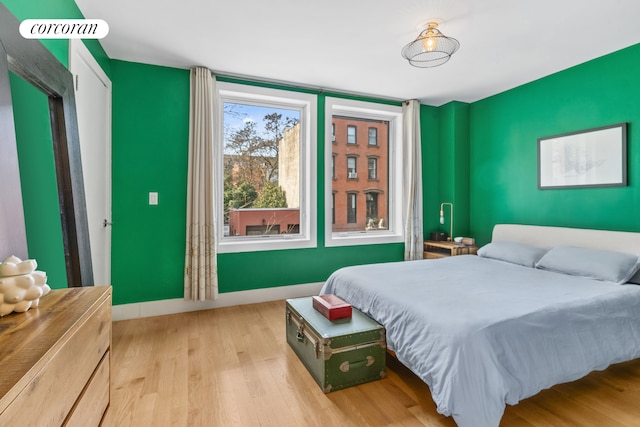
xmin=108 ymin=43 xmax=640 ymax=305
xmin=420 ymin=104 xmax=441 ymax=236
xmin=7 ymin=0 xmax=639 ymax=303
xmin=110 ymin=65 xmax=407 ymax=305
xmin=469 ymin=43 xmax=640 ymax=245
xmin=2 ymin=0 xmax=110 ymax=288
xmin=436 ymin=102 xmax=471 ymax=239
xmin=111 ymin=60 xmax=190 ymax=303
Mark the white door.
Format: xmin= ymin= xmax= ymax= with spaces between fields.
xmin=69 ymin=39 xmax=112 ymax=286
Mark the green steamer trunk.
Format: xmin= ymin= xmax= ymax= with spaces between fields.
xmin=286 ymin=297 xmax=386 ymax=393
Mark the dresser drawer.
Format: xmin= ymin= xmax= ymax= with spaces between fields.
xmin=65 ymin=351 xmax=110 ymax=426
xmin=0 ymin=290 xmax=111 ymax=426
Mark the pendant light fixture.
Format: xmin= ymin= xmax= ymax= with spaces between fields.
xmin=401 ymin=21 xmax=460 ymax=68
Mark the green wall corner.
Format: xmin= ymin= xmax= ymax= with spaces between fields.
xmin=436 ymin=101 xmax=471 ymax=239
xmin=420 ymin=104 xmax=441 ymax=237
xmin=469 ymin=43 xmax=640 ymax=245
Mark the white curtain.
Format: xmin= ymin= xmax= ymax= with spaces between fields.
xmin=184 ymin=67 xmax=218 ymax=300
xmin=402 ymin=99 xmax=424 ymax=261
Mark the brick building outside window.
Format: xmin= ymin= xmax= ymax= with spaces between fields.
xmin=331 ymin=116 xmax=388 ymax=233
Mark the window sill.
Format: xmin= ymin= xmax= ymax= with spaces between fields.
xmin=217 ymin=235 xmax=317 ymax=253
xmin=324 ymin=231 xmax=403 ymax=247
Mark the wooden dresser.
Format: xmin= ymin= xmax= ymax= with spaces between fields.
xmin=0 ymin=286 xmax=112 ymax=426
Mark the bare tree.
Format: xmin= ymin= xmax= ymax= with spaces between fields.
xmin=224 ymin=112 xmax=299 ymax=206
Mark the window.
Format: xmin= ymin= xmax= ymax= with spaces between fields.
xmin=347 ymin=193 xmax=357 ymax=223
xmin=325 ymin=97 xmax=403 ymax=246
xmin=332 ymin=154 xmax=336 ymax=179
xmin=331 ymin=192 xmax=336 ymax=224
xmin=366 ymin=193 xmax=379 ymax=225
xmin=347 ymin=125 xmax=356 ymax=144
xmin=368 ymin=157 xmax=377 ymax=180
xmin=216 ymin=82 xmax=317 ymax=253
xmin=368 ymin=127 xmax=377 ymax=146
xmin=347 ymin=156 xmax=357 ymax=179
xmin=332 ymin=123 xmax=336 ymax=142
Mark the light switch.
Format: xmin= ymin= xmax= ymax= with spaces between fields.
xmin=149 ymin=192 xmax=158 ymax=205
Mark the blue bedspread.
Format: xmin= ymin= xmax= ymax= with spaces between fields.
xmin=320 ymin=256 xmax=640 ymax=427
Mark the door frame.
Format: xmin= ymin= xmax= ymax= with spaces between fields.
xmin=69 ymin=39 xmax=112 ymax=286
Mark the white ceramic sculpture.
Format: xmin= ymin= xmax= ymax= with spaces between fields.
xmin=0 ymin=255 xmax=51 ymax=317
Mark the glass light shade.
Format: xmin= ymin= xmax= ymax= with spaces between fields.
xmin=401 ymin=22 xmax=460 ymax=68
xmin=422 ymin=34 xmax=437 ymax=52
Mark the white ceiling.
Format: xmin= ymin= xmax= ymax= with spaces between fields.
xmin=75 ymin=0 xmax=640 ymax=106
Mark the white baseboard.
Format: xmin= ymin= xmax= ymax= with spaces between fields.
xmin=112 ymin=282 xmax=324 ymax=321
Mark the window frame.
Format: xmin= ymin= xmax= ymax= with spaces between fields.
xmin=366 ymin=192 xmax=379 ymax=219
xmin=331 ymin=153 xmax=336 ymax=179
xmin=367 ymin=156 xmax=378 ymax=180
xmin=347 ymin=125 xmax=357 ymax=144
xmin=331 ymin=191 xmax=336 ymax=224
xmin=324 ymin=97 xmax=403 ymax=247
xmin=347 ymin=155 xmax=357 ymax=179
xmin=368 ymin=127 xmax=378 ymax=146
xmin=346 ymin=192 xmax=357 ymax=224
xmin=215 ymin=82 xmax=317 ymax=253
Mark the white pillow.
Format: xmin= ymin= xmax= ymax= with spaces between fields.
xmin=535 ymin=246 xmax=640 ymax=285
xmin=477 ymin=242 xmax=549 ymax=268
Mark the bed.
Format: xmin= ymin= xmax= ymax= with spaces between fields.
xmin=320 ymin=224 xmax=640 ymax=427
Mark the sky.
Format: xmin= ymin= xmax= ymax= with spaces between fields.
xmin=223 ymin=102 xmax=300 ymax=154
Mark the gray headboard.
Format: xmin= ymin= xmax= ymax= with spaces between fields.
xmin=492 ymin=224 xmax=640 ymax=255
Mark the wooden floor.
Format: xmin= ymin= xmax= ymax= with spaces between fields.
xmin=104 ymin=300 xmax=640 ymax=426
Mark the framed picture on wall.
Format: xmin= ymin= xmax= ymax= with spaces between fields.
xmin=538 ymin=122 xmax=628 ymax=189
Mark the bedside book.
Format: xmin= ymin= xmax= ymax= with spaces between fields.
xmin=312 ymin=294 xmax=352 ymax=320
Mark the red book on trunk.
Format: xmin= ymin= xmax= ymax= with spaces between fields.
xmin=312 ymin=294 xmax=352 ymax=320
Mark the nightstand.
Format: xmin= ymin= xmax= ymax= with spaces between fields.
xmin=423 ymin=241 xmax=478 ymax=259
